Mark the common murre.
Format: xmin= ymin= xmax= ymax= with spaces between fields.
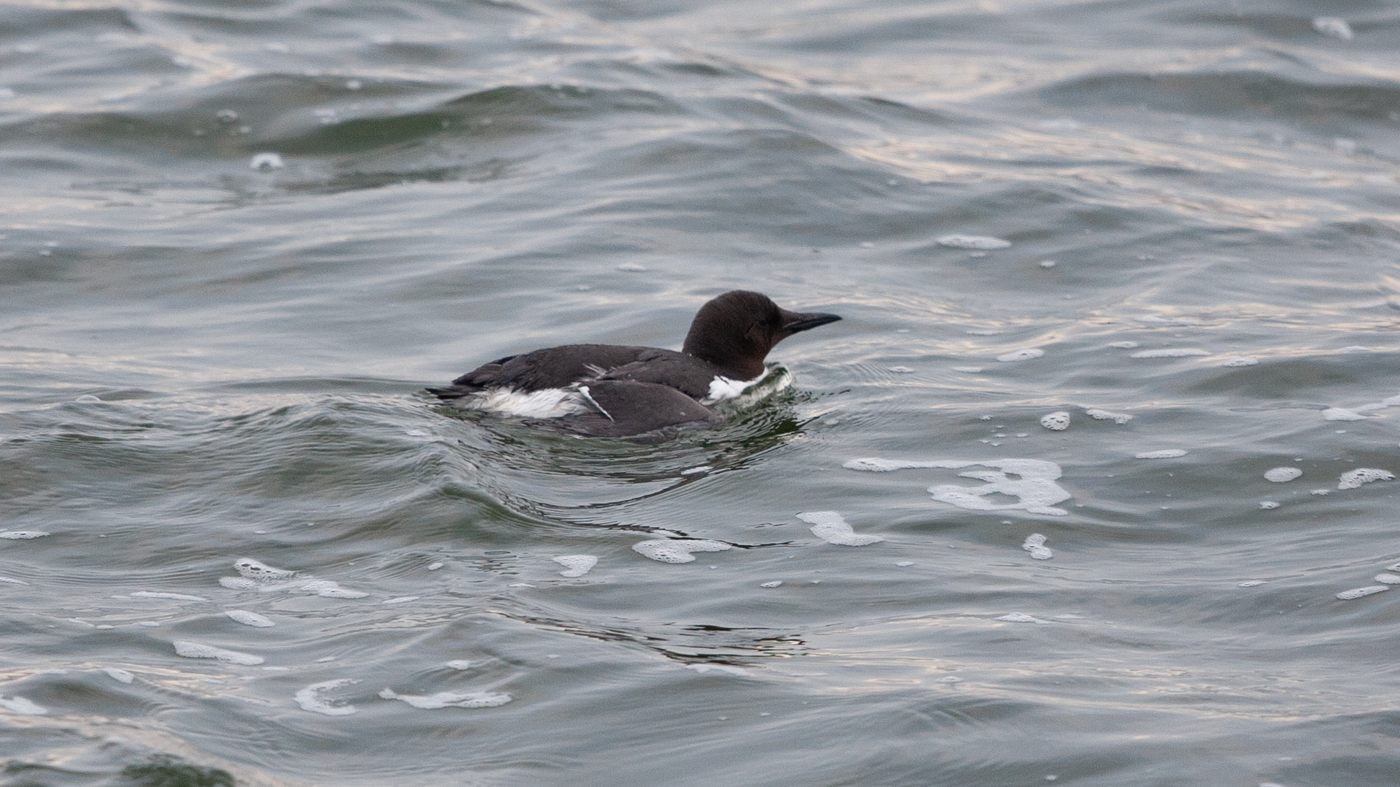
xmin=429 ymin=290 xmax=841 ymax=436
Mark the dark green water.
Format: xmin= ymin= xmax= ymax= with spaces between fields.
xmin=2 ymin=0 xmax=1399 ymax=784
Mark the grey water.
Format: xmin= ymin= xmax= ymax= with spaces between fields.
xmin=2 ymin=0 xmax=1399 ymax=784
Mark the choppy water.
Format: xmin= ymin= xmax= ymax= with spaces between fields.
xmin=3 ymin=0 xmax=1399 ymax=784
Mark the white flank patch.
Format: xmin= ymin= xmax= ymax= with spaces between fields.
xmin=459 ymin=387 xmax=588 ymax=418
xmin=704 ymin=370 xmax=772 ymax=405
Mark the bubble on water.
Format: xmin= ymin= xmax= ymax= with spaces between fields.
xmin=896 ymin=561 xmax=914 ymax=567
xmin=1313 ymin=16 xmax=1353 ymax=40
xmin=215 ymin=108 xmax=238 ymax=123
xmin=1237 ymin=580 xmax=1266 ymax=588
xmin=0 ymin=695 xmax=48 ymax=715
xmin=1135 ymin=449 xmax=1187 ymax=459
xmin=378 ymin=688 xmax=512 ymax=709
xmin=173 ymin=641 xmax=264 ymax=665
xmin=130 ymin=591 xmax=207 ymax=602
xmin=1338 ymin=468 xmax=1394 ymax=490
xmin=797 ymin=511 xmax=884 ymax=546
xmin=760 ymin=580 xmax=783 ymax=589
xmin=103 ymin=667 xmax=134 ymax=684
xmin=233 ymin=558 xmax=295 ymax=582
xmin=1258 ymin=501 xmax=1280 ymax=510
xmin=632 ymin=539 xmax=732 ymax=564
xmin=1373 ymin=574 xmax=1400 ymax=585
xmin=997 ymin=612 xmax=1045 ymax=624
xmin=226 ymin=610 xmax=274 ymax=628
xmin=428 ymin=562 xmax=444 ymax=571
xmin=1322 ymin=408 xmax=1367 ymax=421
xmin=300 ymin=580 xmax=369 ymax=599
xmin=1039 ymin=260 xmax=1056 ymax=268
xmin=1085 ymin=408 xmax=1132 ymax=424
xmin=845 ymin=457 xmax=1072 ymax=516
xmin=249 ymin=152 xmax=284 ymax=171
xmin=553 ymin=555 xmax=597 ymax=577
xmin=997 ymin=348 xmax=1044 ymax=362
xmin=0 ymin=531 xmax=49 ymax=540
xmin=1022 ymin=533 xmax=1053 ymax=560
xmin=1039 ymin=411 xmax=1070 ymax=431
xmin=445 ymin=660 xmax=472 ymax=670
xmin=295 ymin=679 xmax=359 ymax=716
xmin=685 ymin=663 xmax=749 ymax=676
xmin=1219 ymin=357 xmax=1260 ymax=367
xmin=1129 ymin=348 xmax=1209 ymax=359
xmin=937 ymin=234 xmax=1011 ymax=250
xmin=1335 ymin=586 xmax=1387 ymax=601
xmin=1265 ymin=467 xmax=1302 ymax=483
xmin=1107 ymin=341 xmax=1139 ymax=349
xmin=1310 ymin=489 xmax=1330 ymax=496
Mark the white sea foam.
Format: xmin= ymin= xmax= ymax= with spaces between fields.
xmin=0 ymin=576 xmax=29 ymax=585
xmin=0 ymin=530 xmax=49 ymax=540
xmin=295 ymin=679 xmax=359 ymax=716
xmin=103 ymin=667 xmax=134 ymax=684
xmin=378 ymin=688 xmax=512 ymax=709
xmin=996 ymin=612 xmax=1045 ymax=624
xmin=446 ymin=660 xmax=473 ymax=670
xmin=130 ymin=591 xmax=207 ymax=602
xmin=1264 ymin=467 xmax=1302 ymax=483
xmin=632 ymin=539 xmax=731 ymax=564
xmin=1107 ymin=341 xmax=1139 ymax=349
xmin=553 ymin=555 xmax=598 ymax=578
xmin=1338 ymin=468 xmax=1394 ymax=490
xmin=299 ymin=580 xmax=369 ymax=599
xmin=173 ymin=641 xmax=264 ymax=665
xmin=1218 ymin=356 xmax=1260 ymax=367
xmin=226 ymin=610 xmax=274 ymax=628
xmin=1312 ymin=16 xmax=1353 ymax=40
xmin=0 ymin=695 xmax=48 ymax=715
xmin=1237 ymin=580 xmax=1266 ymax=588
xmin=844 ymin=457 xmax=1072 ymax=516
xmin=1022 ymin=533 xmax=1053 ymax=560
xmin=1373 ymin=574 xmax=1400 ymax=585
xmin=889 ymin=366 xmax=914 ymax=374
xmin=685 ymin=663 xmax=749 ymax=676
xmin=383 ymin=596 xmax=419 ymax=605
xmin=760 ymin=580 xmax=783 ymax=589
xmin=1258 ymin=501 xmax=1280 ymax=510
xmin=937 ymin=234 xmax=1011 ymax=250
xmin=1129 ymin=348 xmax=1209 ymax=359
xmin=427 ymin=562 xmax=444 ymax=571
xmin=1085 ymin=408 xmax=1132 ymax=424
xmin=1135 ymin=449 xmax=1187 ymax=459
xmin=797 ymin=511 xmax=884 ymax=546
xmin=1322 ymin=408 xmax=1367 ymax=421
xmin=249 ymin=151 xmax=285 ymax=171
xmin=996 ymin=348 xmax=1044 ymax=362
xmin=1336 ymin=586 xmax=1387 ymax=601
xmin=233 ymin=558 xmax=295 ymax=582
xmin=1039 ymin=411 xmax=1070 ymax=431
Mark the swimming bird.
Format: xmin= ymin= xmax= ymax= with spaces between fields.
xmin=429 ymin=290 xmax=841 ymax=436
